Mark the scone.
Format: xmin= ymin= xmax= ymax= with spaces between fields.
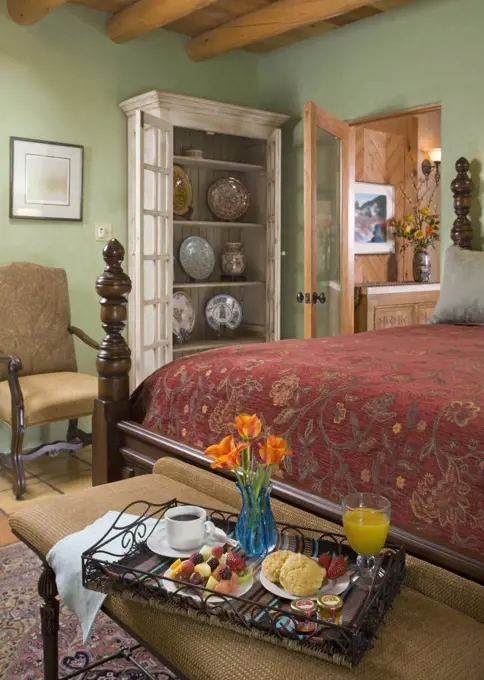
xmin=261 ymin=550 xmax=293 ymax=582
xmin=279 ymin=553 xmax=324 ymax=596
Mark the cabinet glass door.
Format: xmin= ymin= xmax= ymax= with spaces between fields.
xmin=303 ymin=102 xmax=354 ymax=338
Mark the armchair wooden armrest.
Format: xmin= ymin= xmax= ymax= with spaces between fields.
xmin=0 ymin=355 xmax=25 ymax=428
xmin=68 ymin=326 xmax=100 ymax=351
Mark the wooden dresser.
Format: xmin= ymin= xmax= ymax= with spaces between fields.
xmin=354 ymin=282 xmax=440 ymax=332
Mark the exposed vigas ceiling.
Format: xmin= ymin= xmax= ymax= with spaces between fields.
xmin=8 ymin=0 xmax=418 ymax=60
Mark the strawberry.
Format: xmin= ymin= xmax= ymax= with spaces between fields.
xmin=318 ymin=553 xmax=332 ymax=570
xmin=327 ymin=555 xmax=347 ymax=580
xmin=226 ymin=550 xmax=244 ymax=572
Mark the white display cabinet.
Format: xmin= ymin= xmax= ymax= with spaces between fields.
xmin=120 ymin=91 xmax=289 ymax=388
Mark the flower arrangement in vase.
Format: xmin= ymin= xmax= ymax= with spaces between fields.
xmin=389 ymin=175 xmax=440 ymax=283
xmin=204 ymin=414 xmax=291 ymax=557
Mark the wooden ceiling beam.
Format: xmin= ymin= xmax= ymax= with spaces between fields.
xmin=107 ymin=0 xmax=221 ymax=43
xmin=187 ymin=0 xmax=377 ymax=61
xmin=7 ymin=0 xmax=69 ymax=25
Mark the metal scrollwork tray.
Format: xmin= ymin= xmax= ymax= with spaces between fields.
xmin=82 ymin=500 xmax=405 ymax=669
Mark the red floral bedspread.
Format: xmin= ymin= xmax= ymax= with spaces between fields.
xmin=133 ymin=324 xmax=484 ymax=560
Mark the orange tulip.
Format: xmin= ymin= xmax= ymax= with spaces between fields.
xmin=234 ymin=414 xmax=262 ymax=440
xmin=204 ymin=435 xmax=246 ymax=471
xmin=425 ymin=225 xmax=434 ymax=236
xmin=259 ymin=435 xmax=292 ymax=466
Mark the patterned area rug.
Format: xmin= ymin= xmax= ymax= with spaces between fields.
xmin=1 ymin=542 xmax=176 ymax=679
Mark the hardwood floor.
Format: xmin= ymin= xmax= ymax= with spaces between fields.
xmin=0 ymin=447 xmax=93 ymax=520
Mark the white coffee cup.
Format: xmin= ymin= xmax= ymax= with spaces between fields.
xmin=164 ymin=506 xmax=216 ymax=551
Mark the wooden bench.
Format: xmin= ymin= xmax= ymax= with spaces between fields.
xmin=10 ymin=456 xmax=484 ymax=680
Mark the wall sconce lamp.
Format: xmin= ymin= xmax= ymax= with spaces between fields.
xmin=422 ymin=148 xmax=441 ymax=185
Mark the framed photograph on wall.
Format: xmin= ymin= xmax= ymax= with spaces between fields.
xmin=354 ymin=182 xmax=395 ymax=254
xmin=10 ymin=137 xmax=84 ymax=221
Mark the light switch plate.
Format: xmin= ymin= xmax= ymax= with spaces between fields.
xmin=95 ymin=223 xmax=113 ymax=241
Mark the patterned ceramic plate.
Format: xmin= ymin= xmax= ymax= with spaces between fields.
xmin=205 ymin=294 xmax=242 ymax=332
xmin=173 ymin=165 xmax=193 ymax=217
xmin=207 ymin=177 xmax=250 ymax=222
xmin=179 ymin=236 xmax=215 ymax=281
xmin=172 ymin=292 xmax=195 ymax=340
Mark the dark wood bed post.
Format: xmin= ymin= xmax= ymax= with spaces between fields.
xmin=450 ymin=157 xmax=473 ymax=249
xmin=92 ymin=239 xmax=132 ymax=486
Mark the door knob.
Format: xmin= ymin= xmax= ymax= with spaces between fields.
xmin=281 ymin=250 xmax=286 ymax=256
xmin=296 ymin=292 xmax=304 ymax=303
xmin=312 ymin=292 xmax=326 ymax=304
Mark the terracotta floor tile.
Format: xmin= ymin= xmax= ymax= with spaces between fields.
xmin=72 ymin=446 xmax=92 ymax=466
xmin=0 ymin=468 xmax=37 ymax=493
xmin=0 ymin=481 xmax=61 ymax=515
xmin=51 ymin=469 xmax=92 ymax=494
xmin=25 ymin=452 xmax=91 ymax=481
xmin=0 ymin=512 xmax=18 ymax=545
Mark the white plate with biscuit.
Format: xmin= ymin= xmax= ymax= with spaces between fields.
xmin=259 ymin=570 xmax=350 ymax=600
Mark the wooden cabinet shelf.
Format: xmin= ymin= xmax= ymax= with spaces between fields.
xmin=173 ymin=280 xmax=264 ymax=289
xmin=174 ymin=220 xmax=264 ymax=229
xmin=173 ymin=155 xmax=265 ymax=173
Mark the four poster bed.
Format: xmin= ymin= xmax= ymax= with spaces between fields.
xmin=93 ymin=158 xmax=484 ymax=583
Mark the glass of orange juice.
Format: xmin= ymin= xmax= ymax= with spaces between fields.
xmin=342 ymin=493 xmax=391 ymax=589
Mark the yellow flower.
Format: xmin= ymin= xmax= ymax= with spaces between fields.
xmin=396 ymin=476 xmax=406 ymax=489
xmin=393 ymin=423 xmax=402 ymax=434
xmin=361 ymin=469 xmax=371 ymax=483
xmin=404 ymin=225 xmax=412 ymax=234
xmin=202 ymin=404 xmax=208 ymax=414
xmin=405 ymin=214 xmax=414 ymax=222
xmin=419 ymin=207 xmax=430 ymax=216
xmin=414 ymin=229 xmax=425 ymax=240
xmin=234 ymin=414 xmax=262 ymax=440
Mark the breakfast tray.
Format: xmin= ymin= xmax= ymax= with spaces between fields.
xmin=82 ymin=500 xmax=405 ymax=669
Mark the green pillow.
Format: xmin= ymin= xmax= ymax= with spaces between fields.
xmin=429 ymin=246 xmax=484 ymax=324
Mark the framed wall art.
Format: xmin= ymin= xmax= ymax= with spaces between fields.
xmin=354 ymin=182 xmax=395 ymax=254
xmin=10 ymin=137 xmax=84 ymax=221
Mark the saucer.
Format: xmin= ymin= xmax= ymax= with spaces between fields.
xmin=147 ymin=523 xmax=230 ymax=558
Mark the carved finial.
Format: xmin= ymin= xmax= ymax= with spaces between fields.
xmin=451 ymin=157 xmax=473 ymax=249
xmin=95 ymin=239 xmax=132 ymax=401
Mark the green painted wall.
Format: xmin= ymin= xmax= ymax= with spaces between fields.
xmin=257 ymin=0 xmax=484 ymax=339
xmin=0 ymin=2 xmax=259 ymax=448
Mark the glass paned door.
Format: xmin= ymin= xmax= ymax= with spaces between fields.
xmin=303 ymin=102 xmax=354 ymax=338
xmin=132 ymin=109 xmax=173 ymax=388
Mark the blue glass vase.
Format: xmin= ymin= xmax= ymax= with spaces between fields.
xmin=235 ymin=482 xmax=278 ymax=558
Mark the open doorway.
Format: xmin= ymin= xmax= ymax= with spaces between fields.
xmin=351 ymin=105 xmax=441 ymax=285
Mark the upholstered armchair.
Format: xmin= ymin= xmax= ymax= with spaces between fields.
xmin=0 ymin=262 xmax=99 ymax=499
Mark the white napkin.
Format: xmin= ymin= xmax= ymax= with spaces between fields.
xmin=46 ymin=511 xmax=158 ymax=643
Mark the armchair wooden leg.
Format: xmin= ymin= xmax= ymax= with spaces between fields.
xmin=67 ymin=418 xmax=79 ymax=443
xmin=11 ymin=423 xmax=26 ymax=500
xmin=38 ymin=563 xmax=59 ymax=680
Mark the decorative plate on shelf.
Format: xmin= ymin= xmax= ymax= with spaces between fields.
xmin=172 ymin=292 xmax=195 ymax=341
xmin=179 ymin=236 xmax=215 ymax=281
xmin=173 ymin=165 xmax=193 ymax=218
xmin=205 ymin=294 xmax=242 ymax=332
xmin=207 ymin=177 xmax=250 ymax=222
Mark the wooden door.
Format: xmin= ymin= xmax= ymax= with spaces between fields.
xmin=133 ymin=109 xmax=173 ymax=387
xmin=303 ymin=101 xmax=355 ymax=338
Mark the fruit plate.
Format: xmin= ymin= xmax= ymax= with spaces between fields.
xmin=147 ymin=523 xmax=231 ymax=559
xmin=162 ymin=568 xmax=254 ymax=605
xmin=259 ymin=570 xmax=350 ymax=600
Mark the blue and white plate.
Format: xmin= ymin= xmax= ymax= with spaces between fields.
xmin=205 ymin=294 xmax=242 ymax=332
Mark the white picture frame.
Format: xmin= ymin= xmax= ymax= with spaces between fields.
xmin=10 ymin=137 xmax=84 ymax=221
xmin=354 ymin=182 xmax=395 ymax=254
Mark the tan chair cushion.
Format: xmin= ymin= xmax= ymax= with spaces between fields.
xmin=9 ymin=461 xmax=484 ymax=680
xmin=0 ymin=372 xmax=97 ymax=427
xmin=0 ymin=262 xmax=77 ymax=381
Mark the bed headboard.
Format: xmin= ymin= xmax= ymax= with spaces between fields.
xmin=451 ymin=157 xmax=473 ymax=249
